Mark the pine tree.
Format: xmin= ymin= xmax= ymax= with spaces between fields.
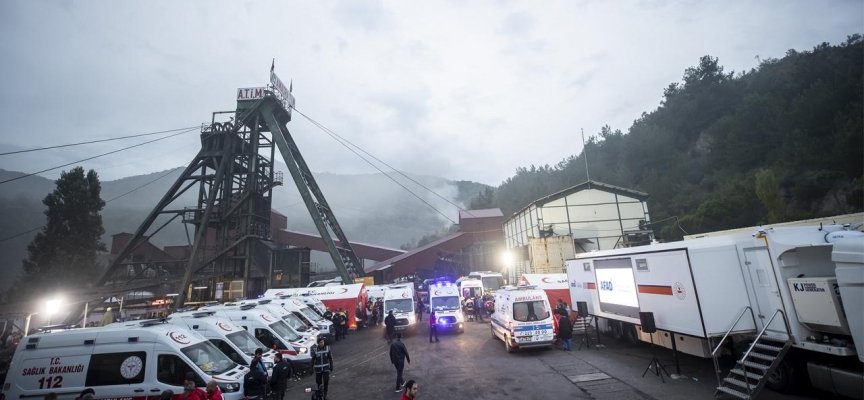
xmin=16 ymin=167 xmax=107 ymax=299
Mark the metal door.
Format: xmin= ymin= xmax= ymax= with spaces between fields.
xmin=743 ymin=248 xmax=788 ymax=336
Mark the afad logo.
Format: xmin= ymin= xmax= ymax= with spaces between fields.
xmin=217 ymin=322 xmax=233 ymax=332
xmin=260 ymin=314 xmax=273 ymax=322
xmin=541 ymin=277 xmax=567 ymax=284
xmin=168 ymin=332 xmax=191 ymax=345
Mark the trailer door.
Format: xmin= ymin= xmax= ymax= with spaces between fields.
xmin=743 ymin=248 xmax=788 ymax=336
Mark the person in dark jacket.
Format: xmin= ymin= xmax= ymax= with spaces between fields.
xmin=428 ymin=311 xmax=439 ymax=342
xmin=312 ymin=337 xmax=334 ymax=399
xmin=384 ymin=310 xmax=397 ymax=344
xmin=389 ymin=332 xmax=411 ymax=392
xmin=558 ymin=310 xmax=574 ymax=351
xmin=243 ymin=359 xmax=267 ymax=399
xmin=269 ymin=353 xmax=292 ymax=400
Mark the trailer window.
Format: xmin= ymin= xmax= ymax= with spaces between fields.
xmin=512 ymin=301 xmax=550 ymax=322
xmin=85 ymin=351 xmax=147 ymax=386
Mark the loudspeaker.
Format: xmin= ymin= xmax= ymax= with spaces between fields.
xmin=576 ymin=301 xmax=589 ymax=318
xmin=639 ymin=311 xmax=656 ymax=333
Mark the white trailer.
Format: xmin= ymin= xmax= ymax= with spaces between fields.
xmin=565 ymin=224 xmax=864 ymax=399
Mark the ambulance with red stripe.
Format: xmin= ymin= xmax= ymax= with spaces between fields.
xmin=166 ymin=311 xmax=276 ymax=373
xmin=491 ymin=285 xmax=556 ymax=353
xmin=1 ymin=320 xmax=245 ymax=400
xmin=428 ymin=282 xmax=465 ymax=333
xmin=196 ymin=303 xmax=314 ymax=374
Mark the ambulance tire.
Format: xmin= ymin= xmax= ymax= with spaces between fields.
xmin=491 ymin=325 xmax=496 ymax=339
xmin=505 ymin=336 xmax=515 ymax=353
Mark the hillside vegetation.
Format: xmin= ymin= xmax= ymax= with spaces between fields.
xmin=483 ymin=35 xmax=863 ymax=240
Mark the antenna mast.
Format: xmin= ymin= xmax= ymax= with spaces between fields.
xmin=581 ymin=128 xmax=591 ymax=186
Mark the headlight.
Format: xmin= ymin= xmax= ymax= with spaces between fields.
xmin=217 ymin=383 xmax=240 ymax=393
xmin=297 ymin=347 xmax=308 ymax=354
xmin=408 ymin=315 xmax=416 ymax=323
xmin=456 ymin=313 xmax=464 ymax=322
xmin=264 ymin=362 xmax=274 ymax=369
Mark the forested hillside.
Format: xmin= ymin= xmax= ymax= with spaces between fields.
xmin=482 ymin=35 xmax=863 ymax=240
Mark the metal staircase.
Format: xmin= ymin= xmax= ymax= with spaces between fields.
xmin=712 ymin=308 xmax=793 ymax=399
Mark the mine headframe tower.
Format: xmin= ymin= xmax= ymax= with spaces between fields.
xmin=90 ymin=69 xmax=364 ymax=311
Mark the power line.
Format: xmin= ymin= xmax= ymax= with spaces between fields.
xmin=293 ymin=106 xmax=476 ymax=217
xmin=0 ymin=126 xmax=201 ymax=156
xmin=289 ymin=107 xmax=458 ymax=224
xmin=0 ymin=127 xmax=198 ymax=186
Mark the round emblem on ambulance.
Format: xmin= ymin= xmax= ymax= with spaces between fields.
xmin=673 ymin=282 xmax=686 ymax=300
xmin=260 ymin=314 xmax=273 ymax=322
xmin=120 ymin=355 xmax=143 ymax=379
xmin=293 ymin=300 xmax=304 ymax=306
xmin=217 ymin=322 xmax=233 ymax=332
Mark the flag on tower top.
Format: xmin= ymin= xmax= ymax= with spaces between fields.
xmin=289 ymin=79 xmax=293 ymax=92
xmin=270 ymin=58 xmax=274 ymax=73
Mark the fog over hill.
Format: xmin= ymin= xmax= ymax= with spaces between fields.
xmin=0 ymin=165 xmax=490 ymax=288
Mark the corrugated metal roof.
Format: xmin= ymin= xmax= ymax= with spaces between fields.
xmin=459 ymin=208 xmax=504 ymax=219
xmin=364 ymin=232 xmax=467 ymax=274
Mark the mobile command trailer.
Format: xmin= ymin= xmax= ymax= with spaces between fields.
xmin=566 ymin=224 xmax=864 ymax=399
xmin=383 ymin=285 xmax=417 ymax=332
xmin=428 ymin=283 xmax=465 ymax=333
xmin=1 ymin=321 xmax=245 ymax=400
xmin=166 ymin=311 xmax=276 ymax=372
xmin=196 ymin=303 xmax=314 ymax=373
xmin=491 ymin=286 xmax=555 ymax=353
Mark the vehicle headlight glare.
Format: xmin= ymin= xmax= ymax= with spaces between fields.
xmin=298 ymin=347 xmax=308 ymax=354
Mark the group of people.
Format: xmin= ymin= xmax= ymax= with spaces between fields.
xmin=242 ymin=348 xmax=300 ymax=400
xmin=363 ymin=298 xmax=384 ymax=328
xmin=554 ymin=299 xmax=575 ymax=351
xmin=462 ymin=293 xmax=493 ymax=322
xmin=321 ymin=307 xmax=350 ymax=340
xmin=0 ymin=327 xmax=22 ymax=350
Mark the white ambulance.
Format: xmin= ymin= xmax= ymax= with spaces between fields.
xmin=1 ymin=321 xmax=245 ymax=400
xmin=267 ymin=298 xmax=335 ymax=344
xmin=383 ymin=285 xmax=417 ymax=332
xmin=491 ymin=285 xmax=556 ymax=353
xmin=428 ymin=282 xmax=465 ymax=333
xmin=218 ymin=300 xmax=321 ymax=343
xmin=166 ymin=311 xmax=276 ymax=372
xmin=261 ymin=290 xmax=328 ymax=315
xmin=196 ymin=303 xmax=314 ymax=373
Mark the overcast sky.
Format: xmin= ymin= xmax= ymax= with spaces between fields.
xmin=1 ymin=0 xmax=860 ymax=187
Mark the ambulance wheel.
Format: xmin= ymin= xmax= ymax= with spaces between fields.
xmin=505 ymin=336 xmax=514 ymax=353
xmin=491 ymin=325 xmax=496 ymax=339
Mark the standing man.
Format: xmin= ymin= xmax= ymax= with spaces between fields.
xmin=269 ymin=353 xmax=292 ymax=400
xmin=428 ymin=311 xmax=439 ymax=343
xmin=205 ymin=380 xmax=223 ymax=400
xmin=384 ymin=310 xmax=397 ymax=344
xmin=473 ymin=296 xmax=484 ymax=322
xmin=311 ymin=337 xmax=333 ymax=399
xmin=389 ymin=332 xmax=411 ymax=392
xmin=557 ymin=309 xmax=574 ymax=351
xmin=323 ymin=307 xmax=333 ymax=322
xmin=400 ymin=380 xmax=419 ymax=400
xmin=243 ymin=360 xmax=267 ymax=400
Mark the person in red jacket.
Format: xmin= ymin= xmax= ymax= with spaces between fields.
xmin=400 ymin=380 xmax=419 ymax=399
xmin=428 ymin=311 xmax=439 ymax=343
xmin=205 ymin=380 xmax=223 ymax=400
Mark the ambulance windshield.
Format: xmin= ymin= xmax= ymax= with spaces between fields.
xmin=299 ymin=306 xmax=324 ymax=322
xmin=269 ymin=320 xmax=302 ymax=342
xmin=512 ymin=301 xmax=550 ymax=322
xmin=385 ymin=298 xmax=414 ymax=314
xmin=181 ymin=341 xmax=236 ymax=374
xmin=431 ymin=296 xmax=460 ymax=311
xmin=282 ymin=313 xmax=310 ymax=332
xmin=227 ymin=330 xmax=266 ymax=356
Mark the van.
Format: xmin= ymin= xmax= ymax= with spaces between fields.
xmin=1 ymin=321 xmax=245 ymax=400
xmin=218 ymin=300 xmax=322 ymax=343
xmin=491 ymin=286 xmax=555 ymax=353
xmin=267 ymin=298 xmax=335 ymax=344
xmin=428 ymin=282 xmax=464 ymax=333
xmin=383 ymin=285 xmax=417 ymax=332
xmin=166 ymin=311 xmax=276 ymax=372
xmin=196 ymin=303 xmax=314 ymax=373
xmin=261 ymin=290 xmax=327 ymax=316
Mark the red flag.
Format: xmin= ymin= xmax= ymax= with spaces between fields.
xmin=270 ymin=58 xmax=274 ymax=73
